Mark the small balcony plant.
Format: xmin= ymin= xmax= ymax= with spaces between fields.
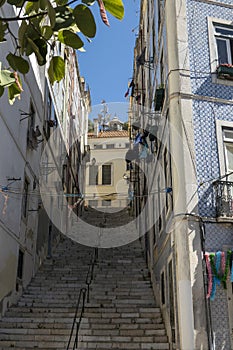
xmin=216 ymin=63 xmax=233 ymax=80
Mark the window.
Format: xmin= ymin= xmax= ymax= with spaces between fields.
xmin=223 ymin=128 xmax=233 ymax=180
xmin=161 ymin=271 xmax=165 ymax=305
xmin=94 ymin=144 xmax=102 ymax=149
xmin=89 ymin=200 xmax=98 ymax=207
xmin=17 ymin=249 xmax=24 ymax=280
xmin=89 ymin=165 xmax=98 ymax=185
xmin=27 ymin=103 xmax=37 ymax=150
xmin=106 ymin=144 xmax=114 ymax=149
xmin=102 ymin=164 xmax=111 ymax=185
xmin=208 ymin=18 xmax=233 ymax=85
xmin=22 ymin=178 xmax=29 ymax=218
xmin=44 ymin=84 xmax=57 ymax=138
xmin=214 ymin=23 xmax=233 ymax=65
xmin=102 ymin=200 xmax=111 ymax=206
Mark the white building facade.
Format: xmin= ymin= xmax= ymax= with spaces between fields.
xmin=130 ymin=0 xmax=233 ymax=349
xmin=0 ymin=4 xmax=90 ymax=316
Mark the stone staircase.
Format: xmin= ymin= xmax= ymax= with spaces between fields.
xmin=0 ymin=236 xmax=169 ymax=350
xmin=78 ymin=243 xmax=169 ymax=350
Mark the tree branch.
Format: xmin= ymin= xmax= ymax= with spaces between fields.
xmin=18 ymin=1 xmax=26 ymax=18
xmin=0 ymin=11 xmax=47 ymax=22
xmin=66 ymin=0 xmax=79 ymax=6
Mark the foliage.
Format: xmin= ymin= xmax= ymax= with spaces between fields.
xmin=122 ymin=121 xmax=128 ymax=131
xmin=0 ymin=0 xmax=124 ymax=103
xmin=88 ymin=118 xmax=94 ymax=132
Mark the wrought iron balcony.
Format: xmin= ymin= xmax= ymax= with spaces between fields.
xmin=213 ymin=180 xmax=233 ymax=218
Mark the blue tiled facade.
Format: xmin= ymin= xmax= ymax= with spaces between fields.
xmin=186 ymin=0 xmax=233 ymax=216
xmin=186 ymin=1 xmax=233 ymax=349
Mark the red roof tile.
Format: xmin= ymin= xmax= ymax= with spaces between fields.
xmin=88 ymin=130 xmax=129 ymax=138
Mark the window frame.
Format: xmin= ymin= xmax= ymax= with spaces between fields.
xmin=22 ymin=177 xmax=30 ymax=219
xmin=89 ymin=164 xmax=99 ymax=186
xmin=208 ymin=17 xmax=233 ymax=86
xmin=216 ymin=120 xmax=233 ymax=177
xmin=17 ymin=249 xmax=24 ymax=280
xmin=102 ymin=164 xmax=112 ymax=185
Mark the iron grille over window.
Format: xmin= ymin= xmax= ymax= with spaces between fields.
xmin=213 ymin=180 xmax=233 ymax=217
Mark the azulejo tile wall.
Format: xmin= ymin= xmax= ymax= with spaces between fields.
xmin=186 ymin=1 xmax=233 ymax=349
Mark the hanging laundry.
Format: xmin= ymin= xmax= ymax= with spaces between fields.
xmin=134 ymin=132 xmax=142 ymax=144
xmin=139 ymin=145 xmax=149 ymax=159
xmin=205 ymin=253 xmax=212 ymax=299
xmin=124 ymin=89 xmax=129 ymax=98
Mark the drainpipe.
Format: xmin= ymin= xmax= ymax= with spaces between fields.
xmin=166 ymin=1 xmax=195 ymax=349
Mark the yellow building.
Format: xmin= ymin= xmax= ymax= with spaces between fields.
xmin=85 ymin=124 xmax=130 ymax=210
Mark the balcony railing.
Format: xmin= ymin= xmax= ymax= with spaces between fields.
xmin=213 ymin=180 xmax=233 ymax=218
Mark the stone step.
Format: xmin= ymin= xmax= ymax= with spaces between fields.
xmin=79 ymin=335 xmax=168 ymax=343
xmin=0 ymin=236 xmax=169 ymax=349
xmin=0 ymin=340 xmax=67 ymax=348
xmin=77 ymin=342 xmax=170 ymax=349
xmin=6 ymin=306 xmax=161 ymax=316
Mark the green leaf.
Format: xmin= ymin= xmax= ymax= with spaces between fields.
xmin=27 ymin=37 xmax=47 ymax=65
xmin=34 ymin=38 xmax=47 ymax=65
xmin=55 ymin=0 xmax=68 ymax=5
xmin=39 ymin=0 xmax=47 ymax=10
xmin=41 ymin=25 xmax=53 ymax=40
xmin=58 ymin=30 xmax=83 ymax=49
xmin=0 ymin=0 xmax=6 ymax=7
xmin=8 ymin=82 xmax=22 ymax=105
xmin=48 ymin=56 xmax=65 ymax=84
xmin=73 ymin=4 xmax=96 ymax=38
xmin=18 ymin=21 xmax=28 ymax=54
xmin=0 ymin=86 xmax=4 ymax=97
xmin=7 ymin=0 xmax=24 ymax=6
xmin=6 ymin=53 xmax=30 ymax=74
xmin=0 ymin=21 xmax=7 ymax=42
xmin=103 ymin=0 xmax=124 ymax=20
xmin=47 ymin=1 xmax=56 ymax=28
xmin=53 ymin=6 xmax=74 ymax=31
xmin=25 ymin=1 xmax=40 ymax=15
xmin=0 ymin=70 xmax=16 ymax=87
xmin=82 ymin=0 xmax=95 ymax=5
xmin=25 ymin=1 xmax=39 ymax=13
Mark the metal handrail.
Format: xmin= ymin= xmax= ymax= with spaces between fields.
xmin=66 ymin=287 xmax=87 ymax=350
xmin=66 ymin=247 xmax=98 ymax=350
xmin=86 ymin=247 xmax=98 ymax=303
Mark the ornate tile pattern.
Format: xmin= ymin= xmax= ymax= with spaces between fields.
xmin=186 ymin=2 xmax=233 ymax=349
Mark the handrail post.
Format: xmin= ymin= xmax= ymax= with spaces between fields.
xmin=67 ymin=248 xmax=98 ymax=350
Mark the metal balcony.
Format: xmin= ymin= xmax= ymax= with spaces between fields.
xmin=213 ymin=180 xmax=233 ymax=218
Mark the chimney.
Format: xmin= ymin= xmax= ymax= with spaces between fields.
xmin=93 ymin=118 xmax=99 ymax=137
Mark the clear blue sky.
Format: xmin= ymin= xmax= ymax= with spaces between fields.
xmin=77 ymin=1 xmax=140 ymax=121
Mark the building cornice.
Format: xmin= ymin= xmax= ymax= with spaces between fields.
xmin=170 ymin=91 xmax=233 ymax=106
xmin=193 ymin=0 xmax=233 ymax=10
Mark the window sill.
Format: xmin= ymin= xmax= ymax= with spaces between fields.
xmin=212 ymin=72 xmax=233 ymax=86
